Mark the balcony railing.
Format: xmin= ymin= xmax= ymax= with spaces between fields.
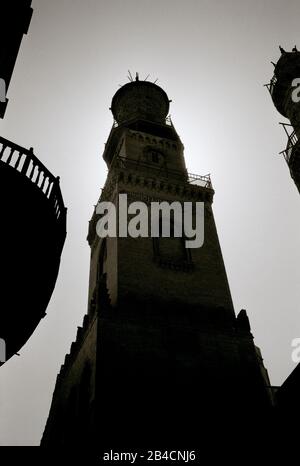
xmin=0 ymin=136 xmax=66 ymax=224
xmin=279 ymin=123 xmax=299 ymax=164
xmin=187 ymin=172 xmax=212 ymax=188
xmin=111 ymin=155 xmax=212 ymax=188
xmin=112 ymin=114 xmax=174 ymax=129
xmin=282 ymin=130 xmax=298 ymax=163
xmin=264 ymin=74 xmax=277 ymax=96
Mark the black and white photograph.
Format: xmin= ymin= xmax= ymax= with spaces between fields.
xmin=0 ymin=0 xmax=300 ymax=461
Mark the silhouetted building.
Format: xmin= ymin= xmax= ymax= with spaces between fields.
xmin=0 ymin=2 xmax=67 ymax=365
xmin=41 ymin=79 xmax=273 ymax=449
xmin=0 ymin=137 xmax=66 ymax=363
xmin=267 ymin=47 xmax=300 ymax=429
xmin=0 ymin=0 xmax=33 ymax=118
xmin=266 ymin=46 xmax=300 ymax=193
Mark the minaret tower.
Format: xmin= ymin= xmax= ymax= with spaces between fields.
xmin=88 ymin=77 xmax=235 ymax=314
xmin=42 ymin=77 xmax=272 ymax=449
xmin=266 ymin=46 xmax=300 ymax=193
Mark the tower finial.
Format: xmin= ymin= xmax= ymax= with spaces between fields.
xmin=279 ymin=45 xmax=286 ymax=54
xmin=135 ymin=72 xmax=139 ymax=81
xmin=292 ymin=45 xmax=298 ymax=52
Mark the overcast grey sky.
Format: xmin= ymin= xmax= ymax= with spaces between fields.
xmin=1 ymin=0 xmax=300 ymax=446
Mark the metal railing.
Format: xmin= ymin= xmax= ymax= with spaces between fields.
xmin=282 ymin=130 xmax=298 ymax=163
xmin=264 ymin=74 xmax=277 ymax=96
xmin=188 ymin=172 xmax=212 ymax=188
xmin=279 ymin=123 xmax=299 ymax=164
xmin=112 ymin=155 xmax=212 ymax=188
xmin=0 ymin=136 xmax=66 ymax=223
xmin=113 ymin=114 xmax=174 ymax=128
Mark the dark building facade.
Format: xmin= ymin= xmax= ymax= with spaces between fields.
xmin=266 ymin=46 xmax=300 ymax=193
xmin=266 ymin=47 xmax=300 ymax=429
xmin=0 ymin=0 xmax=33 ymax=118
xmin=0 ymin=2 xmax=67 ymax=364
xmin=42 ymin=79 xmax=273 ymax=449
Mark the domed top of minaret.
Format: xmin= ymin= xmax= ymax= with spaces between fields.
xmin=111 ymin=75 xmax=170 ymax=125
xmin=274 ymin=45 xmax=300 ymax=79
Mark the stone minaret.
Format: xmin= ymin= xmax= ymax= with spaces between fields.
xmin=266 ymin=46 xmax=300 ymax=193
xmin=42 ymin=78 xmax=272 ymax=449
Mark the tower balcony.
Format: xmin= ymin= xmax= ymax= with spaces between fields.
xmin=279 ymin=124 xmax=298 ymax=164
xmin=265 ymin=74 xmax=278 ymax=97
xmin=265 ymin=73 xmax=289 ymax=117
xmin=279 ymin=125 xmax=300 ymax=192
xmin=280 ymin=124 xmax=299 ymax=164
xmin=111 ymin=155 xmax=212 ymax=188
xmin=88 ymin=155 xmax=213 ymax=246
xmin=265 ymin=50 xmax=300 ymax=118
xmin=0 ymin=136 xmax=67 ymax=364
